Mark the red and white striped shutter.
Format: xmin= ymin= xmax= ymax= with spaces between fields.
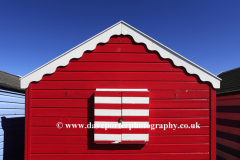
xmin=94 ymin=91 xmax=122 ymax=143
xmin=94 ymin=89 xmax=149 ymax=144
xmin=121 ymin=91 xmax=149 ymax=143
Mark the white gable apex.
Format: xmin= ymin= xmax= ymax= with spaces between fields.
xmin=20 ymin=21 xmax=221 ymax=89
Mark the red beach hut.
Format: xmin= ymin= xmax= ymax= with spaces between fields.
xmin=20 ymin=21 xmax=221 ymax=160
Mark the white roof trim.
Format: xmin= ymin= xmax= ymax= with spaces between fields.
xmin=20 ymin=21 xmax=221 ymax=89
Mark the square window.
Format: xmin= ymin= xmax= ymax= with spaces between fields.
xmin=94 ymin=89 xmax=149 ymax=144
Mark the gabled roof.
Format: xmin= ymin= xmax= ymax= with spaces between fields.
xmin=217 ymin=67 xmax=240 ymax=94
xmin=0 ymin=70 xmax=25 ymax=93
xmin=20 ymin=21 xmax=221 ymax=89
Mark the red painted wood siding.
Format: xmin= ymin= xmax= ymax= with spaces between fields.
xmin=25 ymin=35 xmax=215 ymax=160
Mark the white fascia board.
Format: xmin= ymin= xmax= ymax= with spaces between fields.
xmin=20 ymin=21 xmax=221 ymax=89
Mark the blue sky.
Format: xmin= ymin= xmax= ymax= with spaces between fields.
xmin=0 ymin=0 xmax=239 ymax=77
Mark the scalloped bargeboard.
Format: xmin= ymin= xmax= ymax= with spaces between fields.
xmin=20 ymin=21 xmax=220 ymax=89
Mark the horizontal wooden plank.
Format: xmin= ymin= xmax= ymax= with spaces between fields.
xmin=31 ymin=90 xmax=94 ymax=99
xmin=106 ymin=36 xmax=134 ymax=43
xmin=31 ymin=136 xmax=89 ymax=144
xmin=217 ymin=118 xmax=240 ymax=128
xmin=217 ymin=137 xmax=240 ymax=151
xmin=217 ymin=94 xmax=240 ymax=100
xmin=0 ymin=91 xmax=24 ymax=98
xmin=31 ymin=135 xmax=209 ymax=144
xmin=31 ymin=99 xmax=209 ymax=108
xmin=151 ymin=126 xmax=209 ymax=135
xmin=151 ymin=100 xmax=209 ymax=108
xmin=217 ymin=131 xmax=240 ymax=144
xmin=31 ymin=81 xmax=209 ymax=90
xmin=31 ymin=108 xmax=89 ymax=117
xmin=150 ymin=118 xmax=209 ymax=125
xmin=31 ymin=108 xmax=209 ymax=118
xmin=217 ymin=125 xmax=240 ymax=136
xmin=0 ymin=89 xmax=24 ymax=96
xmin=31 ymin=99 xmax=89 ymax=108
xmin=150 ymin=90 xmax=209 ymax=99
xmin=0 ymin=102 xmax=25 ymax=109
xmin=217 ymin=143 xmax=240 ymax=159
xmin=30 ymin=153 xmax=210 ymax=160
xmin=31 ymin=127 xmax=87 ymax=136
xmin=217 ymin=149 xmax=239 ymax=160
xmin=41 ymin=72 xmax=197 ymax=81
xmin=216 ymin=113 xmax=240 ymax=121
xmin=91 ymin=44 xmax=148 ymax=53
xmin=31 ymin=117 xmax=88 ymax=127
xmin=217 ymin=98 xmax=240 ymax=106
xmin=150 ymin=109 xmax=209 ymax=118
xmin=0 ymin=95 xmax=24 ymax=104
xmin=217 ymin=112 xmax=240 ymax=121
xmin=71 ymin=53 xmax=168 ymax=62
xmin=0 ymin=109 xmax=25 ymax=116
xmin=31 ymin=126 xmax=209 ymax=136
xmin=31 ymin=90 xmax=208 ymax=99
xmin=31 ymin=117 xmax=209 ymax=127
xmin=217 ymin=106 xmax=240 ymax=113
xmin=31 ymin=144 xmax=209 ymax=154
xmin=56 ymin=62 xmax=182 ymax=72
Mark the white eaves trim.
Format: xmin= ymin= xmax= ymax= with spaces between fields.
xmin=20 ymin=21 xmax=221 ymax=89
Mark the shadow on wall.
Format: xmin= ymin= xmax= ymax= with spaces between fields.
xmin=1 ymin=117 xmax=24 ymax=160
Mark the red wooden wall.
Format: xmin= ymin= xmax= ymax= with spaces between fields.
xmin=216 ymin=94 xmax=240 ymax=159
xmin=25 ymin=35 xmax=216 ymax=160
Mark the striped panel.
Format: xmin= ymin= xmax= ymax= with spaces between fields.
xmin=122 ymin=91 xmax=149 ymax=143
xmin=94 ymin=91 xmax=121 ymax=143
xmin=94 ymin=89 xmax=149 ymax=144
